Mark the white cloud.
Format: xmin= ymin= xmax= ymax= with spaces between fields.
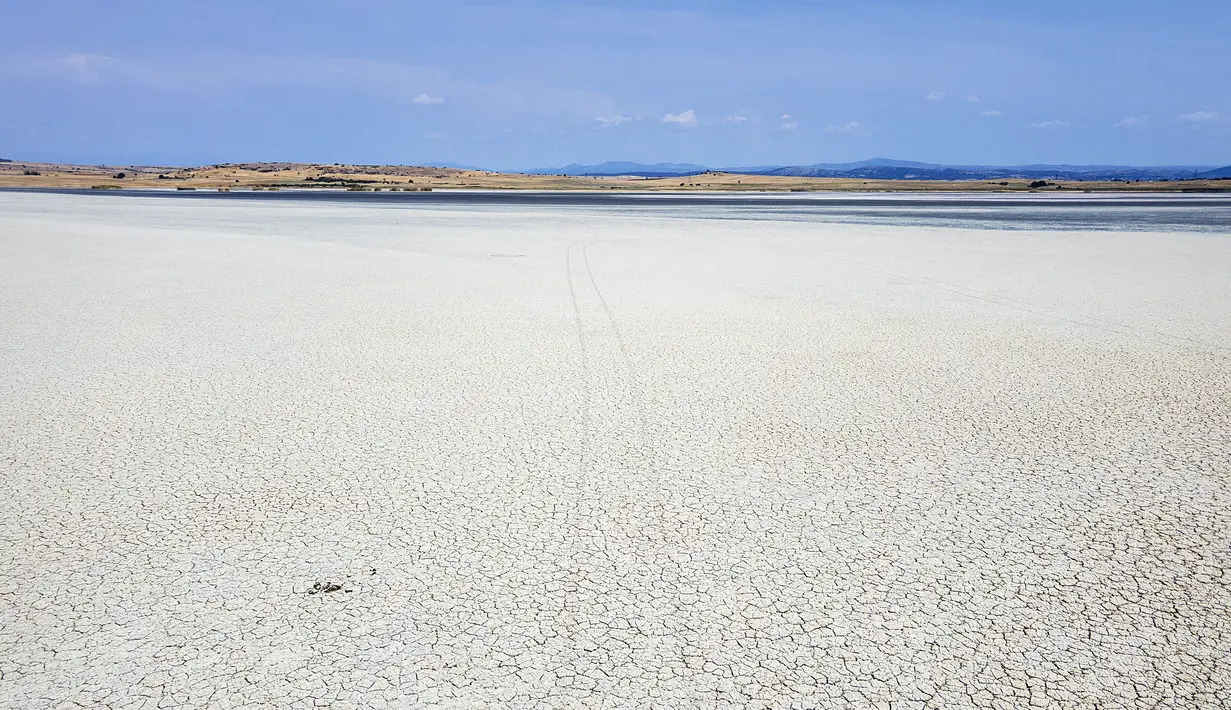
xmin=926 ymin=91 xmax=946 ymax=101
xmin=780 ymin=113 xmax=798 ymax=129
xmin=596 ymin=114 xmax=639 ymax=126
xmin=723 ymin=115 xmax=748 ymax=124
xmin=411 ymin=93 xmax=444 ymax=105
xmin=1115 ymin=115 xmax=1148 ymax=128
xmin=1179 ymin=111 xmax=1221 ymax=122
xmin=662 ymin=109 xmax=697 ymax=125
xmin=979 ymin=109 xmax=1002 ymax=117
xmin=1030 ymin=119 xmax=1070 ymax=128
xmin=962 ymin=94 xmax=981 ymax=103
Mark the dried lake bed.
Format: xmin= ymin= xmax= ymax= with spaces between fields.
xmin=1 ymin=191 xmax=1230 ymax=708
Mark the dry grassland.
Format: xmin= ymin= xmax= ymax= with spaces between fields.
xmin=2 ymin=159 xmax=1227 ymax=193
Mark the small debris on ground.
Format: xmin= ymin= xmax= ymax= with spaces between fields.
xmin=308 ymin=581 xmax=344 ymax=595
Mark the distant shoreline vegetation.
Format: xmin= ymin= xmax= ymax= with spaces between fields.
xmin=3 ymin=159 xmax=1228 ymax=194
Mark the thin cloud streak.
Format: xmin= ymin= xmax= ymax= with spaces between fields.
xmin=5 ymin=51 xmax=616 ymax=123
xmin=820 ymin=121 xmax=863 ymax=134
xmin=596 ymin=114 xmax=639 ymax=126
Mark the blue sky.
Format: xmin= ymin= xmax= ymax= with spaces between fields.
xmin=2 ymin=0 xmax=1229 ymax=169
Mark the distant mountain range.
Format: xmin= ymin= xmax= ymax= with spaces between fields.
xmin=522 ymin=158 xmax=1230 ymax=181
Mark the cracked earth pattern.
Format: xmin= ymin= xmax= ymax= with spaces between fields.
xmin=1 ymin=193 xmax=1230 ymax=709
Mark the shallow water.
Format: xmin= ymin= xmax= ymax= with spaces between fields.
xmin=8 ymin=187 xmax=1231 ymax=231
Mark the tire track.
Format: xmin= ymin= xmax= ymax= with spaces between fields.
xmin=581 ymin=244 xmax=651 ymax=437
xmin=565 ymin=243 xmax=592 ymax=476
xmin=567 ymin=242 xmax=655 ymax=486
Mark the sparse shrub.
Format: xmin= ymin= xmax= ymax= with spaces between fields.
xmin=90 ymin=184 xmax=121 ymax=190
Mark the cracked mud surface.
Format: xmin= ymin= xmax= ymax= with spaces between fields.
xmin=1 ymin=193 xmax=1229 ymax=708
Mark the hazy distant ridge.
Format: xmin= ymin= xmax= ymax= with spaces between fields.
xmin=524 ymin=158 xmax=1227 ymax=181
xmin=1199 ymin=165 xmax=1231 ymax=178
